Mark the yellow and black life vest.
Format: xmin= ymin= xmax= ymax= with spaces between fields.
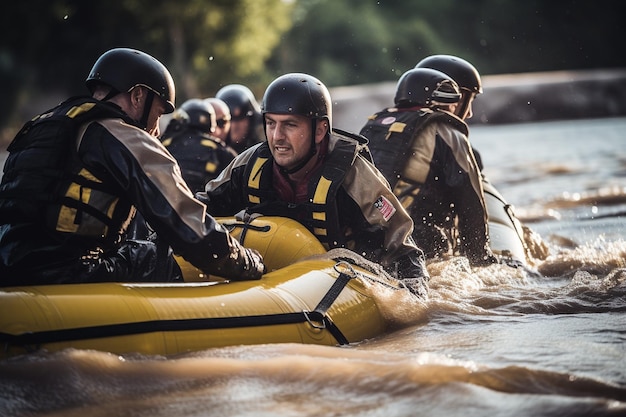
xmin=0 ymin=96 xmax=136 ymax=248
xmin=360 ymin=107 xmax=468 ymax=189
xmin=240 ymin=140 xmax=358 ymax=250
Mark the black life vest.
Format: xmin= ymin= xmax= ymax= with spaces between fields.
xmin=162 ymin=128 xmax=236 ymax=193
xmin=0 ymin=96 xmax=136 ymax=248
xmin=360 ymin=107 xmax=468 ymax=189
xmin=240 ymin=135 xmax=359 ymax=249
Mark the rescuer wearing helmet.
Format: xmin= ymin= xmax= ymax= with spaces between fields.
xmin=204 ymin=97 xmax=232 ymax=143
xmin=415 ymin=54 xmax=482 ymax=122
xmin=0 ymin=48 xmax=264 ymax=286
xmin=215 ymin=84 xmax=264 ymax=153
xmin=415 ymin=54 xmax=485 ymax=169
xmin=359 ymin=68 xmax=497 ymax=266
xmin=198 ymin=73 xmax=430 ymax=298
xmin=161 ymin=98 xmax=237 ymax=192
xmin=415 ymin=54 xmax=549 ymax=262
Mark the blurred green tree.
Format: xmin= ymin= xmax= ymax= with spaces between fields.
xmin=1 ymin=0 xmax=624 ymax=143
xmin=0 ymin=0 xmax=293 ymax=136
xmin=269 ymin=0 xmax=452 ymax=86
xmin=267 ymin=0 xmax=625 ymax=87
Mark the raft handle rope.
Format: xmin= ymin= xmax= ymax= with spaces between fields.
xmin=223 ymin=213 xmax=271 ymax=244
xmin=0 ymin=261 xmax=357 ymax=352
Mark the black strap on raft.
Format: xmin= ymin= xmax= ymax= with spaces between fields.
xmin=0 ymin=262 xmax=356 ymax=351
xmin=236 ymin=221 xmax=271 ymax=245
xmin=219 ymin=213 xmax=272 ymax=244
xmin=303 ymin=261 xmax=355 ymax=345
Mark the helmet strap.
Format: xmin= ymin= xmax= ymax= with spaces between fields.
xmin=101 ymin=88 xmax=120 ymax=102
xmin=139 ymin=90 xmax=155 ymax=130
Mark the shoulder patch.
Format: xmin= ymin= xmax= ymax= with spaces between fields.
xmin=374 ymin=195 xmax=397 ymax=221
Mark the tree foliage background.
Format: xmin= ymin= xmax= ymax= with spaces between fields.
xmin=1 ymin=0 xmax=624 ymax=142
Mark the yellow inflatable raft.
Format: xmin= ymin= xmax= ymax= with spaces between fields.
xmin=0 ymin=217 xmax=402 ymax=359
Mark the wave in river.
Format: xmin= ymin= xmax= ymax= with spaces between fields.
xmin=1 ymin=343 xmax=625 ymax=417
xmin=1 ymin=244 xmax=625 ymax=417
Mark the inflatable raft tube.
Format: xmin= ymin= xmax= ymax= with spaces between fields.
xmin=178 ymin=216 xmax=328 ymax=281
xmin=483 ymin=179 xmax=529 ymax=264
xmin=0 ymin=217 xmax=396 ymax=359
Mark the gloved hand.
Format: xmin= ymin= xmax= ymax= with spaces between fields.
xmin=394 ymin=251 xmax=430 ymax=281
xmin=209 ymin=244 xmax=266 ymax=281
xmin=391 ymin=251 xmax=430 ymax=299
xmin=234 ymin=247 xmax=266 ymax=281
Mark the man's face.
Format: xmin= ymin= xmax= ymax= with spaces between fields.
xmin=146 ymin=98 xmax=168 ymax=137
xmin=229 ymin=117 xmax=250 ymax=145
xmin=265 ymin=113 xmax=315 ymax=171
xmin=212 ymin=107 xmax=231 ymax=142
xmin=126 ymin=87 xmax=167 ymax=137
xmin=458 ymin=91 xmax=475 ymax=120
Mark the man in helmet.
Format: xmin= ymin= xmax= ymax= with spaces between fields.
xmin=359 ymin=68 xmax=497 ymax=266
xmin=215 ymin=84 xmax=264 ymax=154
xmin=197 ymin=73 xmax=430 ymax=298
xmin=161 ymin=98 xmax=237 ymax=192
xmin=415 ymin=55 xmax=482 ymax=122
xmin=204 ymin=97 xmax=232 ymax=143
xmin=415 ymin=54 xmax=485 ymax=169
xmin=415 ymin=54 xmax=549 ymax=263
xmin=0 ymin=48 xmax=264 ymax=286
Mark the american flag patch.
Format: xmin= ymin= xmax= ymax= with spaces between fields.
xmin=374 ymin=195 xmax=396 ymax=221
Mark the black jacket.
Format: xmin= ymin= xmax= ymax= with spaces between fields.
xmin=0 ymin=96 xmax=260 ymax=284
xmin=161 ymin=121 xmax=236 ymax=193
xmin=361 ymin=107 xmax=493 ymax=264
xmin=197 ymin=129 xmax=423 ymax=269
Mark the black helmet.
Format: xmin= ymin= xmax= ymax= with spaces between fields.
xmin=172 ymin=99 xmax=216 ymax=133
xmin=215 ymin=84 xmax=261 ymax=120
xmin=415 ymin=55 xmax=482 ymax=95
xmin=395 ymin=68 xmax=461 ymax=108
xmin=261 ymin=73 xmax=332 ymax=127
xmin=86 ymin=48 xmax=176 ymax=113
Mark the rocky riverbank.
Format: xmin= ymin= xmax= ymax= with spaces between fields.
xmin=330 ymin=68 xmax=626 ymax=132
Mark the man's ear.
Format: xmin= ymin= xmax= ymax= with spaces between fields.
xmin=129 ymin=87 xmax=144 ymax=108
xmin=314 ymin=119 xmax=329 ymax=143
